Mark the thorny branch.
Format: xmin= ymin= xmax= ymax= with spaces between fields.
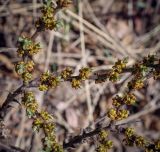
xmin=63 ymin=101 xmax=160 ymax=149
xmin=0 ymin=63 xmax=159 ymax=120
xmin=0 ymin=29 xmax=40 ymax=120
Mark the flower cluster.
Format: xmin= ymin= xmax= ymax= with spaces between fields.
xmin=34 ymin=110 xmax=63 ymax=152
xmin=121 ymin=127 xmax=160 ymax=152
xmin=22 ymin=92 xmax=38 ymax=118
xmin=36 ymin=1 xmax=57 ymax=30
xmin=105 ymin=55 xmax=160 ymax=152
xmin=128 ymin=55 xmax=158 ymax=91
xmin=17 ymin=36 xmax=40 ymax=57
xmin=15 ymin=61 xmax=34 ymax=84
xmin=107 ymin=108 xmax=129 ymax=120
xmin=112 ymin=93 xmax=136 ymax=107
xmin=123 ymin=93 xmax=136 ymax=105
xmin=15 ymin=36 xmax=40 ymax=84
xmin=128 ymin=79 xmax=144 ymax=90
xmin=79 ymin=67 xmax=91 ymax=80
xmin=107 ymin=55 xmax=159 ymax=121
xmin=123 ymin=128 xmax=147 ymax=147
xmin=60 ymin=67 xmax=91 ymax=89
xmin=70 ymin=67 xmax=91 ymax=89
xmin=96 ymin=130 xmax=113 ymax=152
xmin=39 ymin=71 xmax=60 ymax=91
xmin=13 ymin=1 xmax=72 ymax=151
xmin=71 ymin=78 xmax=81 ymax=89
xmin=36 ymin=0 xmax=72 ymax=30
xmin=39 ymin=67 xmax=91 ymax=90
xmin=109 ymin=58 xmax=128 ymax=82
xmin=22 ymin=92 xmax=63 ymax=152
xmin=108 ymin=93 xmax=136 ymax=120
xmin=11 ymin=0 xmax=160 ymax=151
xmin=60 ymin=67 xmax=73 ymax=80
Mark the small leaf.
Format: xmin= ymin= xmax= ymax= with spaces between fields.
xmin=51 ymin=63 xmax=58 ymax=72
xmin=18 ymin=37 xmax=24 ymax=42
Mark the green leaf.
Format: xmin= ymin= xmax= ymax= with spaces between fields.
xmin=51 ymin=63 xmax=58 ymax=72
xmin=18 ymin=37 xmax=24 ymax=42
xmin=123 ymin=57 xmax=129 ymax=64
xmin=136 ymin=1 xmax=146 ymax=8
xmin=55 ymin=20 xmax=64 ymax=30
xmin=26 ymin=109 xmax=34 ymax=118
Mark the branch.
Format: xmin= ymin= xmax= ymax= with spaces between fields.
xmin=0 ymin=142 xmax=26 ymax=152
xmin=63 ymin=123 xmax=112 ymax=149
xmin=0 ymin=63 xmax=159 ymax=120
xmin=0 ymin=79 xmax=38 ymax=120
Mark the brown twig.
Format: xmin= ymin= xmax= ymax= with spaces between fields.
xmin=0 ymin=142 xmax=26 ymax=152
xmin=0 ymin=63 xmax=159 ymax=120
xmin=63 ymin=122 xmax=112 ymax=149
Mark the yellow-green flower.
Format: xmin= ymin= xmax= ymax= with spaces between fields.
xmin=36 ymin=3 xmax=57 ymax=30
xmin=39 ymin=71 xmax=60 ymax=91
xmin=123 ymin=93 xmax=136 ymax=105
xmin=103 ymin=140 xmax=113 ymax=149
xmin=32 ymin=117 xmax=43 ymax=132
xmin=61 ymin=67 xmax=73 ymax=80
xmin=79 ymin=67 xmax=91 ymax=80
xmin=22 ymin=72 xmax=32 ymax=84
xmin=71 ymin=78 xmax=81 ymax=89
xmin=17 ymin=36 xmax=40 ymax=56
xmin=124 ymin=127 xmax=134 ymax=138
xmin=96 ymin=144 xmax=106 ymax=152
xmin=26 ymin=60 xmax=35 ymax=72
xmin=109 ymin=71 xmax=119 ymax=82
xmin=112 ymin=95 xmax=122 ymax=107
xmin=135 ymin=136 xmax=147 ymax=147
xmin=107 ymin=108 xmax=117 ymax=120
xmin=39 ymin=84 xmax=48 ymax=91
xmin=128 ymin=79 xmax=144 ymax=90
xmin=99 ymin=130 xmax=108 ymax=140
xmin=117 ymin=109 xmax=129 ymax=120
xmin=40 ymin=110 xmax=53 ymax=121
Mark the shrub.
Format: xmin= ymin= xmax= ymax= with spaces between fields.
xmin=0 ymin=0 xmax=160 ymax=152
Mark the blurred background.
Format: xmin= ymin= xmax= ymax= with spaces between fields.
xmin=0 ymin=0 xmax=160 ymax=152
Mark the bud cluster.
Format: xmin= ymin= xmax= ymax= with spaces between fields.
xmin=128 ymin=55 xmax=159 ymax=91
xmin=96 ymin=130 xmax=113 ymax=152
xmin=107 ymin=93 xmax=136 ymax=120
xmin=39 ymin=71 xmax=60 ymax=91
xmin=121 ymin=127 xmax=160 ymax=152
xmin=13 ymin=1 xmax=72 ymax=151
xmin=22 ymin=91 xmax=63 ymax=152
xmin=36 ymin=0 xmax=72 ymax=30
xmin=15 ymin=61 xmax=35 ymax=84
xmin=109 ymin=58 xmax=128 ymax=82
xmin=61 ymin=67 xmax=92 ymax=89
xmin=17 ymin=36 xmax=41 ymax=57
xmin=11 ymin=0 xmax=160 ymax=151
xmin=107 ymin=55 xmax=159 ymax=121
xmin=36 ymin=1 xmax=56 ymax=30
xmin=70 ymin=67 xmax=91 ymax=89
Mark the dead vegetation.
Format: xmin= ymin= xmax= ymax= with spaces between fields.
xmin=0 ymin=0 xmax=160 ymax=152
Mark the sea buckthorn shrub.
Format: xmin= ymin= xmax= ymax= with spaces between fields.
xmin=0 ymin=0 xmax=160 ymax=152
